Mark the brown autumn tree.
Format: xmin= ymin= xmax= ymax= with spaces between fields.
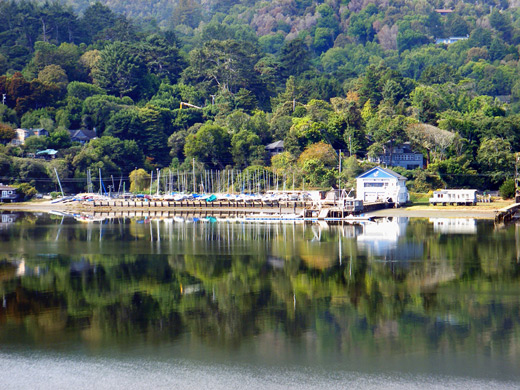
xmin=0 ymin=122 xmax=16 ymax=145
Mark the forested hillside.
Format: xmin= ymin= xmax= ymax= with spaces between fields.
xmin=1 ymin=0 xmax=520 ymax=194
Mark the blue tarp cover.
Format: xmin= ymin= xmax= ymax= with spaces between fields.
xmin=206 ymin=194 xmax=217 ymax=202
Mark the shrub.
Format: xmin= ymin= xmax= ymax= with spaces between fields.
xmin=499 ymin=178 xmax=515 ymax=199
xmin=14 ymin=183 xmax=37 ymax=200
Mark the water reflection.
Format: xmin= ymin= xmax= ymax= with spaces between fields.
xmin=1 ymin=212 xmax=520 ymax=381
xmin=429 ymin=217 xmax=477 ymax=234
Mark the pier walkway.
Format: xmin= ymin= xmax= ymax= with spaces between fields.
xmin=495 ymin=203 xmax=520 ymax=223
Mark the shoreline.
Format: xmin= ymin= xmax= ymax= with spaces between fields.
xmin=0 ymin=200 xmax=507 ymax=219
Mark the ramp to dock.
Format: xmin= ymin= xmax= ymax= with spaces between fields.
xmin=318 ymin=209 xmax=329 ymax=220
xmin=495 ymin=203 xmax=520 ymax=223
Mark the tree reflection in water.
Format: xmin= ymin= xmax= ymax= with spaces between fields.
xmin=0 ymin=212 xmax=519 ymax=363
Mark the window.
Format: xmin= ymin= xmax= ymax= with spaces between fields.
xmin=365 ymin=182 xmax=384 ymax=187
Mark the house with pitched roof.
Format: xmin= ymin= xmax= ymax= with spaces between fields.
xmin=356 ymin=167 xmax=409 ymax=206
xmin=68 ymin=129 xmax=97 ymax=144
xmin=368 ymin=143 xmax=423 ymax=170
xmin=11 ymin=128 xmax=49 ymax=146
xmin=265 ymin=140 xmax=284 ymax=157
xmin=0 ymin=184 xmax=20 ymax=202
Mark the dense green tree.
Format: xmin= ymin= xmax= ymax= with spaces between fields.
xmin=80 ymin=2 xmax=118 ymax=43
xmin=23 ymin=135 xmax=49 ymax=153
xmin=81 ymin=94 xmax=132 ymax=134
xmin=13 ymin=159 xmax=51 ymax=190
xmin=93 ymin=42 xmax=148 ymax=99
xmin=171 ymin=0 xmax=202 ymax=29
xmin=129 ymin=168 xmax=151 ymax=192
xmin=67 ymin=81 xmax=105 ymax=100
xmin=48 ymin=128 xmax=72 ymax=149
xmin=231 ymin=129 xmax=264 ymax=167
xmin=397 ymin=29 xmax=430 ymax=53
xmin=183 ymin=39 xmax=262 ymax=98
xmin=477 ymin=137 xmax=515 ymax=187
xmin=136 ymin=34 xmax=185 ymax=82
xmin=279 ymin=38 xmax=311 ymax=78
xmin=37 ymin=64 xmax=68 ymax=89
xmin=72 ymin=136 xmax=144 ymax=175
xmin=184 ymin=123 xmax=231 ymax=168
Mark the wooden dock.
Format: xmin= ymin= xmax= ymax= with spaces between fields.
xmin=495 ymin=203 xmax=520 ymax=223
xmin=82 ymin=198 xmax=393 ymax=220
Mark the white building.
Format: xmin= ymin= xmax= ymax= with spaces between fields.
xmin=429 ymin=189 xmax=477 ymax=206
xmin=356 ymin=167 xmax=409 ymax=206
xmin=435 ymin=36 xmax=469 ymax=45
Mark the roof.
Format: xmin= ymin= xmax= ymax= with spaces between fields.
xmin=356 ymin=166 xmax=407 ymax=180
xmin=0 ymin=185 xmax=16 ymax=190
xmin=16 ymin=128 xmax=48 ymax=135
xmin=36 ymin=149 xmax=58 ymax=155
xmin=434 ymin=189 xmax=477 ymax=193
xmin=435 ymin=9 xmax=453 ymax=13
xmin=69 ymin=129 xmax=97 ymax=140
xmin=266 ymin=140 xmax=284 ymax=149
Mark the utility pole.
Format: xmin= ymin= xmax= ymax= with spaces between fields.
xmin=1 ymin=94 xmax=5 ymax=105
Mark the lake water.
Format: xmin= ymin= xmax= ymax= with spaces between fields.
xmin=1 ymin=212 xmax=520 ymax=389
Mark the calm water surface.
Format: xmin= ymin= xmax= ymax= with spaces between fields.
xmin=1 ymin=212 xmax=520 ymax=389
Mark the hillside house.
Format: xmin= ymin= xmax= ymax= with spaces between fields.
xmin=11 ymin=128 xmax=49 ymax=146
xmin=69 ymin=129 xmax=97 ymax=144
xmin=265 ymin=140 xmax=284 ymax=157
xmin=435 ymin=9 xmax=453 ymax=15
xmin=368 ymin=143 xmax=424 ymax=170
xmin=436 ymin=36 xmax=469 ymax=45
xmin=356 ymin=167 xmax=409 ymax=206
xmin=0 ymin=184 xmax=19 ymax=202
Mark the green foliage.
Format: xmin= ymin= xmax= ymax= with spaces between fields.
xmin=67 ymin=82 xmax=105 ymax=100
xmin=72 ymin=136 xmax=144 ymax=175
xmin=184 ymin=123 xmax=231 ymax=168
xmin=231 ymin=129 xmax=264 ymax=168
xmin=13 ymin=182 xmax=37 ymax=200
xmin=129 ymin=168 xmax=151 ymax=192
xmin=477 ymin=138 xmax=515 ymax=188
xmin=48 ymin=128 xmax=72 ymax=149
xmin=12 ymin=158 xmax=51 ymax=191
xmin=93 ymin=42 xmax=148 ymax=100
xmin=2 ymin=0 xmax=520 ymax=191
xmin=499 ymin=178 xmax=515 ymax=199
xmin=23 ymin=135 xmax=49 ymax=153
